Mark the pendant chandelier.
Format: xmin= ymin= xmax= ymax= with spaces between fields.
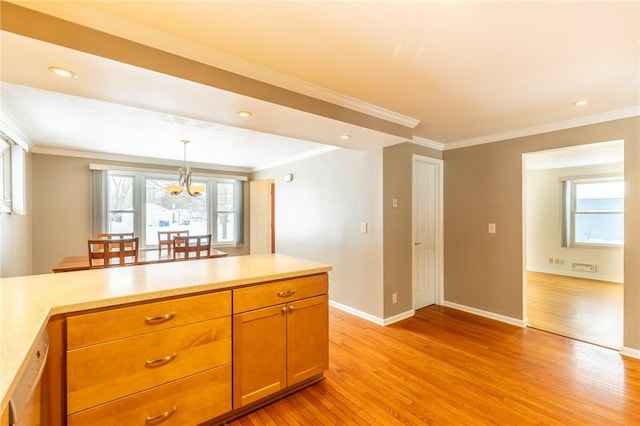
xmin=166 ymin=139 xmax=205 ymax=196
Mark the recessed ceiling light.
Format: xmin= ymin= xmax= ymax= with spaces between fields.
xmin=48 ymin=66 xmax=77 ymax=79
xmin=340 ymin=134 xmax=351 ymax=140
xmin=573 ymin=100 xmax=589 ymax=107
xmin=237 ymin=111 xmax=252 ymax=118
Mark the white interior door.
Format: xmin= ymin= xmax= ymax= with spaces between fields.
xmin=250 ymin=180 xmax=272 ymax=254
xmin=413 ymin=156 xmax=442 ymax=309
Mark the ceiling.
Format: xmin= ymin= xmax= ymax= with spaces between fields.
xmin=1 ymin=1 xmax=638 ymax=172
xmin=524 ymin=139 xmax=624 ymax=170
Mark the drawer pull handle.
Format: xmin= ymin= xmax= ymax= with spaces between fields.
xmin=145 ymin=353 xmax=177 ymax=368
xmin=145 ymin=405 xmax=177 ymax=424
xmin=277 ymin=289 xmax=296 ymax=298
xmin=144 ymin=312 xmax=176 ymax=325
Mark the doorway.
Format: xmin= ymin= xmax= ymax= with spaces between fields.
xmin=250 ymin=179 xmax=275 ymax=254
xmin=523 ymin=140 xmax=624 ymax=349
xmin=412 ymin=155 xmax=444 ymax=310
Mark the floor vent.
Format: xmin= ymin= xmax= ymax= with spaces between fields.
xmin=571 ymin=262 xmax=597 ymax=272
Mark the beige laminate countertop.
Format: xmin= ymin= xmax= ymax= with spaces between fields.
xmin=0 ymin=253 xmax=332 ymax=414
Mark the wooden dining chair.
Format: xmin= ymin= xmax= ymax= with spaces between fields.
xmin=158 ymin=230 xmax=189 ymax=256
xmin=88 ymin=237 xmax=139 ymax=269
xmin=172 ymin=234 xmax=212 ymax=261
xmin=95 ymin=232 xmax=135 ymax=251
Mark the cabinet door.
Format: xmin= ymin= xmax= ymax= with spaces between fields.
xmin=287 ymin=295 xmax=329 ymax=386
xmin=233 ymin=304 xmax=287 ymax=408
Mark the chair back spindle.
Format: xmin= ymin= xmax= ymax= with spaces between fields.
xmin=172 ymin=234 xmax=212 ymax=261
xmin=95 ymin=232 xmax=135 ymax=251
xmin=158 ymin=230 xmax=190 ymax=255
xmin=88 ymin=237 xmax=139 ymax=268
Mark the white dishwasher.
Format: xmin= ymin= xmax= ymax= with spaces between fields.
xmin=8 ymin=331 xmax=49 ymax=426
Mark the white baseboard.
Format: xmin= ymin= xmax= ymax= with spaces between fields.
xmin=382 ymin=309 xmax=415 ymax=326
xmin=329 ymin=300 xmax=414 ymax=326
xmin=332 ymin=300 xmax=639 ymax=358
xmin=442 ymin=301 xmax=527 ymax=328
xmin=330 ymin=301 xmax=384 ymax=325
xmin=526 ymin=266 xmax=623 ymax=284
xmin=620 ymin=346 xmax=640 ymax=359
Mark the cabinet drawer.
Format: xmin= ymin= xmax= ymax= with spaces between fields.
xmin=233 ymin=274 xmax=328 ymax=313
xmin=67 ymin=365 xmax=231 ymax=426
xmin=67 ymin=291 xmax=230 ymax=349
xmin=67 ymin=317 xmax=231 ymax=414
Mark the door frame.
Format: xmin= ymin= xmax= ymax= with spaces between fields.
xmin=412 ymin=154 xmax=444 ymax=309
xmin=521 ymin=142 xmax=625 ymax=345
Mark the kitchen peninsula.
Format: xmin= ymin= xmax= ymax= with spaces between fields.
xmin=1 ymin=254 xmax=331 ymax=425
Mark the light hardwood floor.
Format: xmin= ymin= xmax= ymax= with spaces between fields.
xmin=527 ymin=271 xmax=623 ymax=349
xmin=229 ymin=306 xmax=639 ymax=425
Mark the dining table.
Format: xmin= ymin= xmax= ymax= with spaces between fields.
xmin=52 ymin=248 xmax=228 ymax=273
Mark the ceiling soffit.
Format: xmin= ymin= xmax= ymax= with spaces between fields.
xmin=0 ymin=2 xmax=417 ymax=142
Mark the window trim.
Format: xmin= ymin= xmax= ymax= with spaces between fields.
xmin=562 ymin=175 xmax=624 ymax=249
xmin=89 ymin=163 xmax=248 ymax=182
xmin=0 ymin=139 xmax=11 ymax=213
xmin=98 ymin=167 xmax=244 ymax=249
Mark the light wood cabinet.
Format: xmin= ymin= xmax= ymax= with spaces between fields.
xmin=66 ymin=291 xmax=231 ymax=423
xmin=67 ymin=367 xmax=230 ymax=426
xmin=66 ymin=291 xmax=229 ymax=349
xmin=286 ymin=294 xmax=329 ymax=385
xmin=233 ymin=274 xmax=329 ymax=408
xmin=1 ymin=404 xmax=8 ymax=426
xmin=59 ymin=273 xmax=329 ymax=423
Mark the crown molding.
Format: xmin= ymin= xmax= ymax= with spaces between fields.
xmin=445 ymin=106 xmax=640 ymax=151
xmin=13 ymin=1 xmax=420 ymax=129
xmin=29 ymin=145 xmax=252 ymax=174
xmin=30 ymin=143 xmax=337 ymax=174
xmin=0 ymin=111 xmax=31 ymax=151
xmin=411 ymin=136 xmax=445 ymax=151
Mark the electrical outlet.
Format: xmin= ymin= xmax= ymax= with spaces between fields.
xmin=548 ymin=257 xmax=554 ymax=264
xmin=392 ymin=293 xmax=397 ymax=304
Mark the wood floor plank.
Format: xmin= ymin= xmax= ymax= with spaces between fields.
xmin=527 ymin=271 xmax=623 ymax=349
xmin=227 ymin=306 xmax=639 ymax=425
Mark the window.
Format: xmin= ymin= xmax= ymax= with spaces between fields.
xmin=108 ymin=174 xmax=135 ymax=234
xmin=215 ymin=181 xmax=235 ymax=243
xmin=144 ymin=177 xmax=208 ymax=246
xmin=563 ymin=178 xmax=624 ymax=247
xmin=0 ymin=136 xmax=26 ymax=215
xmin=97 ymin=169 xmax=244 ymax=248
xmin=0 ymin=139 xmax=10 ymax=213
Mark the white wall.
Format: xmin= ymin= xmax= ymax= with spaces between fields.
xmin=249 ymin=180 xmax=272 ymax=254
xmin=0 ymin=151 xmax=32 ymax=277
xmin=253 ymin=148 xmax=385 ymax=319
xmin=0 ymin=209 xmax=32 ymax=277
xmin=525 ymin=162 xmax=624 ymax=282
